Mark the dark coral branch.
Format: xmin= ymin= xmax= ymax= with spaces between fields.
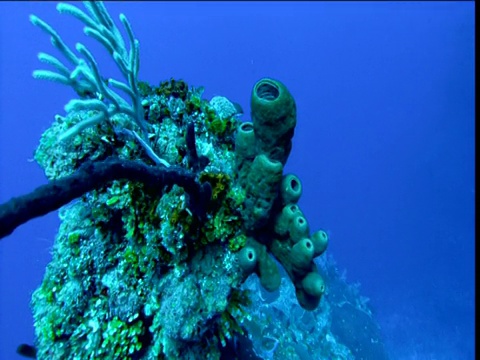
xmin=0 ymin=157 xmax=211 ymax=240
xmin=16 ymin=344 xmax=37 ymax=359
xmin=186 ymin=121 xmax=210 ymax=172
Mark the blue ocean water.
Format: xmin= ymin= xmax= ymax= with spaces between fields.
xmin=0 ymin=2 xmax=474 ymax=359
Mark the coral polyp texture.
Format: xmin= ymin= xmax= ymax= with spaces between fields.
xmin=20 ymin=2 xmax=387 ymax=359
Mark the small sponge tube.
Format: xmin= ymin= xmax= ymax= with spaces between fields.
xmin=289 ymin=214 xmax=310 ymax=243
xmin=235 ymin=121 xmax=256 ymax=161
xmin=296 ymin=271 xmax=326 ymax=310
xmin=280 ymin=174 xmax=302 ymax=205
xmin=273 ymin=203 xmax=302 ymax=237
xmin=302 ymin=271 xmax=325 ymax=298
xmin=291 ymin=238 xmax=314 ymax=274
xmin=310 ymin=229 xmax=329 ymax=256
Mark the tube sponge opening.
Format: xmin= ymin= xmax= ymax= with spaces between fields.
xmin=255 ymin=80 xmax=280 ymax=101
xmin=238 ymin=246 xmax=257 ymax=274
xmin=251 ymin=78 xmax=296 ymax=165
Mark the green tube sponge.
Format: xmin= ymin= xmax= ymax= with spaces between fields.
xmin=247 ymin=238 xmax=281 ymax=292
xmin=291 ymin=238 xmax=314 ymax=274
xmin=269 ymin=235 xmax=326 ymax=310
xmin=296 ymin=271 xmax=325 ymax=310
xmin=280 ymin=174 xmax=302 ymax=205
xmin=234 ymin=121 xmax=256 ymax=184
xmin=244 ymin=154 xmax=283 ymax=229
xmin=273 ymin=203 xmax=302 ymax=237
xmin=311 ymin=229 xmax=328 ymax=256
xmin=251 ymin=78 xmax=297 ymax=165
xmin=235 ymin=122 xmax=256 ymax=159
xmin=301 ymin=271 xmax=325 ymax=298
xmin=257 ymin=251 xmax=282 ymax=292
xmin=289 ymin=214 xmax=310 ymax=243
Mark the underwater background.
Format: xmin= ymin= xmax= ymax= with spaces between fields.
xmin=0 ymin=1 xmax=474 ymax=359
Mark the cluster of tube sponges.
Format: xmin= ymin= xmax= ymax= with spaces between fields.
xmin=234 ymin=78 xmax=329 ymax=310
